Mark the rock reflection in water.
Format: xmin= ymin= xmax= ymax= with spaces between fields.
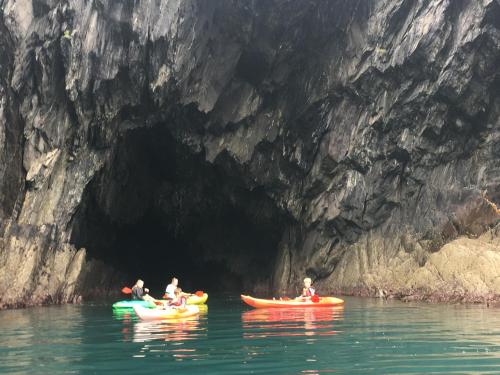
xmin=242 ymin=307 xmax=344 ymax=339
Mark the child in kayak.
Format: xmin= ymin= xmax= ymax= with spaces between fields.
xmin=169 ymin=288 xmax=188 ymax=308
xmin=164 ymin=278 xmax=198 ymax=301
xmin=297 ymin=277 xmax=315 ymax=301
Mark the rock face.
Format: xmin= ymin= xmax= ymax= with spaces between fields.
xmin=0 ymin=0 xmax=499 ymax=308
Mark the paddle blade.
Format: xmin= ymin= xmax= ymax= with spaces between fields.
xmin=121 ymin=287 xmax=132 ymax=294
xmin=311 ymin=295 xmax=320 ymax=303
xmin=154 ymin=301 xmax=163 ymax=306
xmin=195 ymin=291 xmax=204 ymax=297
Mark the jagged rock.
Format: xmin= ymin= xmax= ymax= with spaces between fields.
xmin=25 ymin=148 xmax=60 ymax=189
xmin=404 ymin=226 xmax=500 ymax=299
xmin=0 ymin=0 xmax=499 ymax=307
xmin=0 ymin=221 xmax=120 ymax=308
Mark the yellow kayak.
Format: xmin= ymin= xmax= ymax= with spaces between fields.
xmin=186 ymin=293 xmax=208 ymax=305
xmin=158 ymin=293 xmax=208 ymax=305
xmin=133 ymin=305 xmax=200 ymax=320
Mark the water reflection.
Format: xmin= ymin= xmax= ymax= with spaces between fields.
xmin=112 ymin=309 xmax=134 ymax=321
xmin=242 ymin=307 xmax=344 ymax=339
xmin=113 ymin=309 xmax=208 ymax=343
xmin=3 ymin=297 xmax=500 ymax=374
xmin=133 ymin=317 xmax=204 ymax=343
xmin=110 ymin=306 xmax=209 ymax=363
xmin=0 ymin=305 xmax=85 ymax=374
xmin=131 ymin=317 xmax=208 ymax=362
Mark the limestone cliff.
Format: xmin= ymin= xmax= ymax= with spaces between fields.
xmin=0 ymin=0 xmax=499 ymax=308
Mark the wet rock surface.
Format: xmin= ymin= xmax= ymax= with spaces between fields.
xmin=0 ymin=0 xmax=499 ymax=308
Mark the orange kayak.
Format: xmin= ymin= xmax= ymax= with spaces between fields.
xmin=241 ymin=294 xmax=344 ymax=308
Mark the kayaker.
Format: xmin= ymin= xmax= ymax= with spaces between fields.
xmin=131 ymin=279 xmax=145 ymax=300
xmin=165 ymin=277 xmax=178 ymax=300
xmin=169 ymin=287 xmax=188 ymax=308
xmin=131 ymin=279 xmax=155 ymax=302
xmin=297 ymin=277 xmax=315 ymax=301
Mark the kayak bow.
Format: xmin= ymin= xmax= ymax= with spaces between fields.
xmin=186 ymin=293 xmax=208 ymax=305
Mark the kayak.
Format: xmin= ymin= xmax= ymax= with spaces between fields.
xmin=112 ymin=300 xmax=156 ymax=309
xmin=133 ymin=305 xmax=200 ymax=320
xmin=186 ymin=293 xmax=208 ymax=305
xmin=156 ymin=293 xmax=208 ymax=306
xmin=197 ymin=304 xmax=208 ymax=314
xmin=112 ymin=293 xmax=207 ymax=310
xmin=160 ymin=293 xmax=208 ymax=305
xmin=241 ymin=295 xmax=344 ymax=308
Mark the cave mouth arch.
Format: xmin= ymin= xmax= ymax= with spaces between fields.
xmin=69 ymin=123 xmax=287 ymax=296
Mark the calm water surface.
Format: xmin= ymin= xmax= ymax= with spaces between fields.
xmin=1 ymin=296 xmax=499 ymax=374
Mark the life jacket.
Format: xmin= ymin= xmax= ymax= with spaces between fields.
xmin=304 ymin=287 xmax=315 ymax=297
xmin=170 ymin=296 xmax=187 ymax=307
xmin=131 ymin=286 xmax=144 ymax=300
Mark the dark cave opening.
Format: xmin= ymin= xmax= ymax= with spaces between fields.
xmin=70 ymin=123 xmax=287 ymax=296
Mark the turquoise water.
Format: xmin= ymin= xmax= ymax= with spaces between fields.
xmin=1 ymin=296 xmax=499 ymax=374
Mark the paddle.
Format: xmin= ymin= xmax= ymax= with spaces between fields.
xmin=121 ymin=287 xmax=132 ymax=294
xmin=311 ymin=295 xmax=320 ymax=303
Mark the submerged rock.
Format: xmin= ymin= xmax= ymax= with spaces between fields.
xmin=0 ymin=0 xmax=499 ymax=307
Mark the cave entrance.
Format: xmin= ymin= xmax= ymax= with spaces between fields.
xmin=70 ymin=123 xmax=286 ymax=296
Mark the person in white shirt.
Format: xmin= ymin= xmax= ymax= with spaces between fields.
xmin=165 ymin=277 xmax=178 ymax=300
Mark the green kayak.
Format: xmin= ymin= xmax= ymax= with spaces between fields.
xmin=112 ymin=300 xmax=156 ymax=309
